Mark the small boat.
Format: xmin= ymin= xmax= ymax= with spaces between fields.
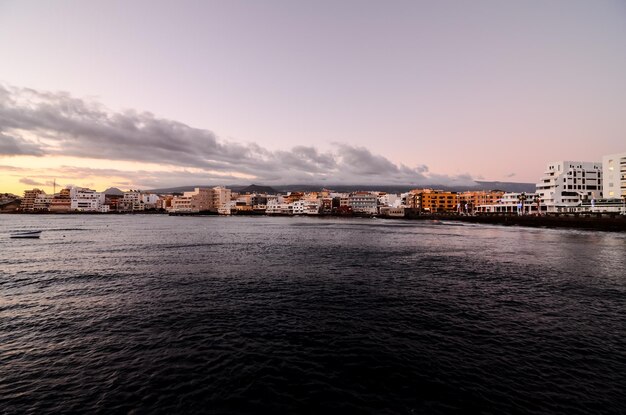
xmin=10 ymin=230 xmax=43 ymax=239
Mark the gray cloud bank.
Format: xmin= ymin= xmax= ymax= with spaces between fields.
xmin=0 ymin=83 xmax=476 ymax=187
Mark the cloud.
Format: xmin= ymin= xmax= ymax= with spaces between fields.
xmin=19 ymin=177 xmax=45 ymax=186
xmin=0 ymin=164 xmax=27 ymax=172
xmin=0 ymin=132 xmax=45 ymax=156
xmin=0 ymin=83 xmax=477 ymax=187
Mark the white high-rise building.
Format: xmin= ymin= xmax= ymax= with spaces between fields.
xmin=602 ymin=151 xmax=626 ymax=199
xmin=535 ymin=161 xmax=602 ymax=212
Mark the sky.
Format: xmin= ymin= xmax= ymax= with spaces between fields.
xmin=1 ymin=0 xmax=625 ymax=194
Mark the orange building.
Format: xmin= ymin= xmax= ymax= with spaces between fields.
xmin=409 ymin=189 xmax=458 ymax=213
xmin=458 ymin=190 xmax=504 ymax=212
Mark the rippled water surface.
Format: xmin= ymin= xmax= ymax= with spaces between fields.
xmin=1 ymin=215 xmax=625 ymax=414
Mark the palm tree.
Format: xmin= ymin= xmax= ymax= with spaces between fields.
xmin=517 ymin=192 xmax=528 ymax=215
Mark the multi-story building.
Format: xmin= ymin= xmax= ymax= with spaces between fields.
xmin=170 ymin=188 xmax=212 ymax=212
xmin=70 ymin=187 xmax=108 ymax=212
xmin=119 ymin=190 xmax=143 ymax=212
xmin=50 ymin=188 xmax=71 ymax=213
xmin=265 ymin=199 xmax=292 ymax=215
xmin=348 ymin=192 xmax=378 ymax=215
xmin=21 ymin=189 xmax=45 ymax=211
xmin=33 ymin=194 xmax=53 ymax=211
xmin=475 ymin=192 xmax=540 ymax=215
xmin=458 ymin=190 xmax=504 ymax=213
xmin=169 ymin=187 xmax=232 ymax=213
xmin=535 ymin=161 xmax=602 ymax=212
xmin=603 ymin=151 xmax=626 ymax=199
xmin=285 ymin=192 xmax=304 ymax=204
xmin=378 ymin=193 xmax=401 ymax=208
xmin=320 ymin=198 xmax=333 ymax=215
xmin=212 ymin=186 xmax=232 ymax=213
xmin=408 ymin=189 xmax=458 ymax=213
xmin=141 ymin=193 xmax=159 ymax=210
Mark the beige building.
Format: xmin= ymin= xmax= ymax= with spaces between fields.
xmin=21 ymin=189 xmax=45 ymax=211
xmin=169 ymin=186 xmax=232 ymax=213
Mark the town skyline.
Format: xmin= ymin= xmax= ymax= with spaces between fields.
xmin=2 ymin=1 xmax=626 ymax=194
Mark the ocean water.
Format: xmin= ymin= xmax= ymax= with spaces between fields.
xmin=1 ymin=215 xmax=625 ymax=414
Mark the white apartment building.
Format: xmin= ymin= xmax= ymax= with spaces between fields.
xmin=33 ymin=194 xmax=53 ymax=211
xmin=289 ymin=199 xmax=320 ymax=215
xmin=378 ymin=193 xmax=401 ymax=208
xmin=141 ymin=193 xmax=159 ymax=209
xmin=265 ymin=199 xmax=292 ymax=215
xmin=476 ymin=192 xmax=540 ymax=214
xmin=535 ymin=161 xmax=602 ymax=213
xmin=70 ymin=187 xmax=108 ymax=212
xmin=603 ymin=151 xmax=626 ymax=199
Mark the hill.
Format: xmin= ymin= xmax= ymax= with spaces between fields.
xmin=147 ymin=181 xmax=536 ymax=194
xmin=103 ymin=187 xmax=125 ymax=196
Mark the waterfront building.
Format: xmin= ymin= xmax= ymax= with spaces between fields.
xmin=265 ymin=199 xmax=292 ymax=215
xmin=348 ymin=192 xmax=378 ymax=215
xmin=378 ymin=193 xmax=401 ymax=208
xmin=286 ymin=198 xmax=319 ymax=215
xmin=291 ymin=200 xmax=306 ymax=215
xmin=475 ymin=192 xmax=540 ymax=215
xmin=250 ymin=194 xmax=268 ymax=207
xmin=603 ymin=151 xmax=626 ymax=200
xmin=458 ymin=190 xmax=504 ymax=213
xmin=70 ymin=187 xmax=108 ymax=212
xmin=286 ymin=192 xmax=304 ymax=204
xmin=212 ymin=186 xmax=232 ymax=213
xmin=170 ymin=188 xmax=211 ymax=213
xmin=141 ymin=193 xmax=160 ymax=210
xmin=33 ymin=194 xmax=53 ymax=211
xmin=379 ymin=206 xmax=405 ymax=217
xmin=408 ymin=189 xmax=457 ymax=213
xmin=320 ymin=198 xmax=333 ymax=215
xmin=21 ymin=189 xmax=45 ymax=211
xmin=50 ymin=198 xmax=71 ymax=212
xmin=119 ymin=190 xmax=144 ymax=212
xmin=155 ymin=195 xmax=173 ymax=211
xmin=169 ymin=186 xmax=232 ymax=213
xmin=535 ymin=161 xmax=602 ymax=213
xmin=49 ymin=188 xmax=71 ymax=213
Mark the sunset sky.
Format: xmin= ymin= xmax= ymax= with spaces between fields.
xmin=1 ymin=0 xmax=625 ymax=194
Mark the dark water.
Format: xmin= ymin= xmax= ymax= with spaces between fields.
xmin=1 ymin=215 xmax=625 ymax=414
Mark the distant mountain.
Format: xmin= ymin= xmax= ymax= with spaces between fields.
xmin=147 ymin=181 xmax=536 ymax=194
xmin=473 ymin=181 xmax=536 ymax=193
xmin=147 ymin=185 xmax=212 ymax=194
xmin=103 ymin=187 xmax=125 ymax=196
xmin=147 ymin=184 xmax=279 ymax=194
xmin=276 ymin=181 xmax=536 ymax=193
xmin=236 ymin=184 xmax=278 ymax=194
